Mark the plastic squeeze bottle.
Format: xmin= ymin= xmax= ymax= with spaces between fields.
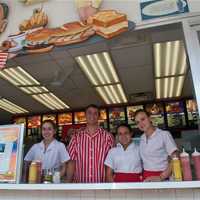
xmin=180 ymin=148 xmax=192 ymax=181
xmin=192 ymin=148 xmax=200 ymax=180
xmin=172 ymin=155 xmax=182 ymax=181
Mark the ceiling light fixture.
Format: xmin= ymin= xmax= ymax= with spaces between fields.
xmin=154 ymin=40 xmax=187 ymax=99
xmin=76 ymin=52 xmax=127 ymax=104
xmin=0 ymin=66 xmax=70 ymax=110
xmin=0 ymin=98 xmax=28 ymax=114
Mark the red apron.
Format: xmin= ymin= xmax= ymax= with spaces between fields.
xmin=114 ymin=172 xmax=142 ymax=182
xmin=143 ymin=170 xmax=162 ymax=181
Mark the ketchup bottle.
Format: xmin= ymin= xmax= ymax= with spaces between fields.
xmin=180 ymin=148 xmax=192 ymax=181
xmin=192 ymin=148 xmax=200 ymax=180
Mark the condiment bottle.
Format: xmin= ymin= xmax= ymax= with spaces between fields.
xmin=180 ymin=148 xmax=192 ymax=181
xmin=53 ymin=171 xmax=61 ymax=184
xmin=192 ymin=148 xmax=200 ymax=180
xmin=35 ymin=160 xmax=42 ymax=183
xmin=28 ymin=161 xmax=37 ymax=183
xmin=43 ymin=169 xmax=53 ymax=183
xmin=172 ymin=155 xmax=182 ymax=181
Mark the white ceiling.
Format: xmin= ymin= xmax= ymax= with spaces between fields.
xmin=0 ymin=23 xmax=194 ymax=123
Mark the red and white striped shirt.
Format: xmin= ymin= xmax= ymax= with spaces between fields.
xmin=0 ymin=52 xmax=8 ymax=69
xmin=68 ymin=127 xmax=114 ymax=183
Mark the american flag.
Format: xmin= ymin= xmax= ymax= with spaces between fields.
xmin=0 ymin=52 xmax=8 ymax=69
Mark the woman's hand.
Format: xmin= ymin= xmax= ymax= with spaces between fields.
xmin=144 ymin=176 xmax=162 ymax=182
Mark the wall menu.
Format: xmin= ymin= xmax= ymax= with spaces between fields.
xmin=42 ymin=114 xmax=56 ymax=123
xmin=186 ymin=99 xmax=199 ymax=126
xmin=127 ymin=105 xmax=143 ymax=128
xmin=109 ymin=107 xmax=125 ymax=134
xmin=145 ymin=103 xmax=165 ymax=128
xmin=0 ymin=124 xmax=24 ymax=183
xmin=166 ymin=101 xmax=186 ymax=128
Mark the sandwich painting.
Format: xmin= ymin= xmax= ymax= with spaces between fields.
xmin=1 ymin=1 xmax=131 ymax=57
xmin=92 ymin=10 xmax=128 ymax=39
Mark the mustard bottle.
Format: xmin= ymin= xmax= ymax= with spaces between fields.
xmin=172 ymin=156 xmax=182 ymax=181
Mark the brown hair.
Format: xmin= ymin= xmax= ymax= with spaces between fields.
xmin=134 ymin=109 xmax=150 ymax=118
xmin=41 ymin=119 xmax=57 ymax=131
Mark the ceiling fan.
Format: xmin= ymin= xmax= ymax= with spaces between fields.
xmin=44 ymin=65 xmax=74 ymax=87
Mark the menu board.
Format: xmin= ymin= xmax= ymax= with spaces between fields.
xmin=13 ymin=117 xmax=26 ymax=125
xmin=42 ymin=114 xmax=56 ymax=123
xmin=186 ymin=99 xmax=199 ymax=126
xmin=27 ymin=116 xmax=41 ymax=128
xmin=0 ymin=124 xmax=24 ymax=183
xmin=74 ymin=111 xmax=86 ymax=124
xmin=166 ymin=101 xmax=186 ymax=128
xmin=127 ymin=105 xmax=143 ymax=128
xmin=145 ymin=103 xmax=165 ymax=128
xmin=58 ymin=113 xmax=72 ymax=125
xmin=109 ymin=107 xmax=125 ymax=134
xmin=27 ymin=116 xmax=41 ymax=138
xmin=99 ymin=109 xmax=108 ymax=129
xmin=58 ymin=113 xmax=72 ymax=138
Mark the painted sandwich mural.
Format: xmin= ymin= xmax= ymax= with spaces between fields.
xmin=0 ymin=0 xmax=131 ymax=67
xmin=0 ymin=3 xmax=9 ymax=34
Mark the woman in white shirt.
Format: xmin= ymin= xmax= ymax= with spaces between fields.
xmin=24 ymin=120 xmax=70 ymax=180
xmin=135 ymin=109 xmax=178 ymax=182
xmin=104 ymin=124 xmax=142 ymax=182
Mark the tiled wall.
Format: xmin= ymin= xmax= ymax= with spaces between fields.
xmin=0 ymin=189 xmax=200 ymax=200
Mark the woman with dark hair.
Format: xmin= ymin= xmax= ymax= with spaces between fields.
xmin=135 ymin=109 xmax=178 ymax=182
xmin=104 ymin=124 xmax=142 ymax=182
xmin=24 ymin=120 xmax=70 ymax=179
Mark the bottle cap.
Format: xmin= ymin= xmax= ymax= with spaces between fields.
xmin=192 ymin=148 xmax=200 ymax=156
xmin=180 ymin=148 xmax=189 ymax=157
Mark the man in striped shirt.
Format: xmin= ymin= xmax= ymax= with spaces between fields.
xmin=67 ymin=104 xmax=114 ymax=183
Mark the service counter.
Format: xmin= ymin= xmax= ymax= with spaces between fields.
xmin=0 ymin=182 xmax=200 ymax=200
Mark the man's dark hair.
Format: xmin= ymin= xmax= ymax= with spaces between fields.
xmin=134 ymin=109 xmax=150 ymax=118
xmin=116 ymin=123 xmax=132 ymax=134
xmin=85 ymin=104 xmax=99 ymax=112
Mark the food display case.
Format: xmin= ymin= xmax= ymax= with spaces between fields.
xmin=109 ymin=107 xmax=126 ymax=134
xmin=145 ymin=103 xmax=165 ymax=128
xmin=186 ymin=99 xmax=199 ymax=127
xmin=74 ymin=111 xmax=86 ymax=124
xmin=166 ymin=101 xmax=186 ymax=128
xmin=127 ymin=105 xmax=143 ymax=129
xmin=99 ymin=109 xmax=108 ymax=129
xmin=58 ymin=113 xmax=72 ymax=138
xmin=27 ymin=115 xmax=41 ymax=140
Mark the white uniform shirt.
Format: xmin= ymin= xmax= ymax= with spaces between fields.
xmin=139 ymin=128 xmax=177 ymax=171
xmin=24 ymin=139 xmax=70 ymax=170
xmin=104 ymin=142 xmax=142 ymax=173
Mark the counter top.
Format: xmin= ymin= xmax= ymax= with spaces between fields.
xmin=1 ymin=181 xmax=200 ymax=190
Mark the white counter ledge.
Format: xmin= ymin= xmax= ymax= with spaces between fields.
xmin=0 ymin=181 xmax=200 ymax=190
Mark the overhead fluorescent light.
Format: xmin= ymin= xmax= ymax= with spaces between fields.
xmin=0 ymin=66 xmax=70 ymax=110
xmin=0 ymin=98 xmax=28 ymax=114
xmin=154 ymin=40 xmax=187 ymax=99
xmin=156 ymin=76 xmax=185 ymax=99
xmin=76 ymin=52 xmax=127 ymax=104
